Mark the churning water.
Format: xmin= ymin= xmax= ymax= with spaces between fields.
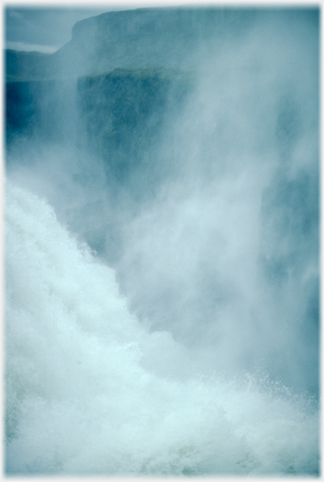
xmin=5 ymin=182 xmax=319 ymax=475
xmin=5 ymin=6 xmax=320 ymax=477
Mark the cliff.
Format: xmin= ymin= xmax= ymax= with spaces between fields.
xmin=54 ymin=7 xmax=255 ymax=77
xmin=6 ymin=66 xmax=195 ymax=196
xmin=5 ymin=49 xmax=55 ymax=82
xmin=5 ymin=7 xmax=259 ymax=81
xmin=77 ymin=67 xmax=195 ymax=183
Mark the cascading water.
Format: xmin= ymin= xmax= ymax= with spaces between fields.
xmin=5 ymin=6 xmax=319 ymax=477
xmin=5 ymin=181 xmax=319 ymax=475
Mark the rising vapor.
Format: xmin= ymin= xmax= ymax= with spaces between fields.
xmin=5 ymin=6 xmax=320 ymax=476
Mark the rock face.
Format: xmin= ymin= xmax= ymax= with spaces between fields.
xmin=55 ymin=7 xmax=256 ymax=76
xmin=77 ymin=68 xmax=194 ymax=184
xmin=6 ymin=79 xmax=76 ymax=145
xmin=5 ymin=8 xmax=203 ymax=177
xmin=5 ymin=50 xmax=54 ymax=82
xmin=5 ymin=7 xmax=259 ymax=81
xmin=8 ymin=7 xmax=226 ymax=151
xmin=6 ymin=67 xmax=194 ymax=192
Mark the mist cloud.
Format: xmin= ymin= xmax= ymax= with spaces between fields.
xmin=5 ymin=6 xmax=320 ymax=476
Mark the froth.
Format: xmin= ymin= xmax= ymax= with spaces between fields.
xmin=5 ymin=182 xmax=319 ymax=476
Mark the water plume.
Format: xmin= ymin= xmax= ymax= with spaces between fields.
xmin=5 ymin=182 xmax=319 ymax=475
xmin=5 ymin=6 xmax=319 ymax=476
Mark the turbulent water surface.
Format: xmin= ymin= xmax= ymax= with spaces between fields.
xmin=5 ymin=6 xmax=320 ymax=476
xmin=5 ymin=182 xmax=319 ymax=475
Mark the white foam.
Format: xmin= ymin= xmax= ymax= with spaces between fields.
xmin=5 ymin=182 xmax=319 ymax=476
